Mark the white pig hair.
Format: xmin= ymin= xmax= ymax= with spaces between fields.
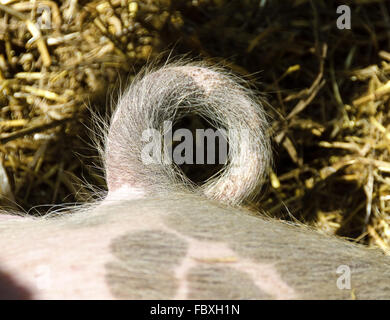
xmin=101 ymin=60 xmax=272 ymax=206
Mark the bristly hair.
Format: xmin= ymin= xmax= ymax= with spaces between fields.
xmin=95 ymin=58 xmax=272 ymax=206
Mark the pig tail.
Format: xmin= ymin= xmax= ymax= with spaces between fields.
xmin=103 ymin=61 xmax=272 ymax=206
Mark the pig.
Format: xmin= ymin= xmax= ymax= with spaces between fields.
xmin=0 ymin=62 xmax=389 ymax=300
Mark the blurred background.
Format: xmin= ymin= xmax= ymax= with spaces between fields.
xmin=1 ymin=0 xmax=390 ymax=252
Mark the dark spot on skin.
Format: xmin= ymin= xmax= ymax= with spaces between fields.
xmin=0 ymin=267 xmax=33 ymax=299
xmin=105 ymin=230 xmax=188 ymax=299
xmin=163 ymin=199 xmax=390 ymax=299
xmin=228 ymin=225 xmax=390 ymax=299
xmin=186 ymin=265 xmax=271 ymax=299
